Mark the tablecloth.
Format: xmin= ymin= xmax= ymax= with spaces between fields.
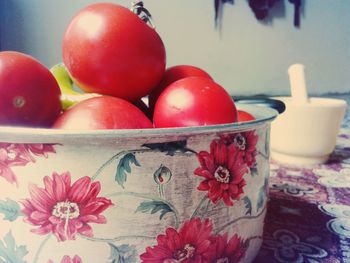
xmin=254 ymin=94 xmax=350 ymax=263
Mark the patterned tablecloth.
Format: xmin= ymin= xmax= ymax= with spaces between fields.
xmin=254 ymin=94 xmax=350 ymax=263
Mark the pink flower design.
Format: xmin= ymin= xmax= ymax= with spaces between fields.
xmin=220 ymin=131 xmax=258 ymax=168
xmin=47 ymin=255 xmax=83 ymax=263
xmin=140 ymin=218 xmax=215 ymax=262
xmin=21 ymin=172 xmax=112 ymax=241
xmin=210 ymin=234 xmax=246 ymax=263
xmin=0 ymin=143 xmax=56 ymax=185
xmin=0 ymin=162 xmax=18 ymax=185
xmin=0 ymin=143 xmax=29 ymax=165
xmin=194 ymin=140 xmax=247 ymax=206
xmin=21 ymin=143 xmax=57 ymax=163
xmin=0 ymin=143 xmax=29 ymax=184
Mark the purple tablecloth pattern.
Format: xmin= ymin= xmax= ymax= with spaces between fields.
xmin=254 ymin=95 xmax=350 ymax=263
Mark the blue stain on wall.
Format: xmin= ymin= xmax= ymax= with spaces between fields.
xmin=0 ymin=0 xmax=349 ymax=96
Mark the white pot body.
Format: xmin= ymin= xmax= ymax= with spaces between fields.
xmin=0 ymin=105 xmax=276 ymax=263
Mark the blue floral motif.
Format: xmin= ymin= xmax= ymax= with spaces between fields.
xmin=271 ymin=183 xmax=317 ymax=197
xmin=313 ymin=166 xmax=350 ymax=188
xmin=319 ymin=204 xmax=350 ymax=218
xmin=263 ymin=229 xmax=328 ymax=263
xmin=339 ymin=237 xmax=350 ymax=263
xmin=328 ymin=218 xmax=350 ymax=238
xmin=318 ymin=204 xmax=350 ymax=238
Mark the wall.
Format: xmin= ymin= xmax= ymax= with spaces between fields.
xmin=1 ymin=0 xmax=349 ymax=96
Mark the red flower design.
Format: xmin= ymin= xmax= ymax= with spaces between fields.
xmin=140 ymin=218 xmax=215 ymax=263
xmin=47 ymin=255 xmax=83 ymax=263
xmin=194 ymin=140 xmax=247 ymax=206
xmin=22 ymin=172 xmax=112 ymax=241
xmin=210 ymin=234 xmax=246 ymax=263
xmin=0 ymin=143 xmax=56 ymax=185
xmin=220 ymin=131 xmax=258 ymax=168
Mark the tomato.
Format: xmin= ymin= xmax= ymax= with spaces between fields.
xmin=153 ymin=77 xmax=237 ymax=128
xmin=53 ymin=96 xmax=153 ymax=130
xmin=62 ymin=2 xmax=166 ymax=102
xmin=148 ymin=65 xmax=212 ymax=114
xmin=237 ymin=110 xmax=255 ymax=122
xmin=0 ymin=51 xmax=61 ymax=127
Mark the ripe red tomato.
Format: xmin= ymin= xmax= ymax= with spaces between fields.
xmin=148 ymin=65 xmax=212 ymax=113
xmin=62 ymin=3 xmax=166 ymax=102
xmin=237 ymin=110 xmax=255 ymax=122
xmin=153 ymin=77 xmax=237 ymax=128
xmin=53 ymin=96 xmax=153 ymax=130
xmin=0 ymin=51 xmax=61 ymax=127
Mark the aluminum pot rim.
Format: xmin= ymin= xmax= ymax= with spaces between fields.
xmin=0 ymin=104 xmax=278 ymax=143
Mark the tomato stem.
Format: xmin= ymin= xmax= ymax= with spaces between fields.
xmin=130 ymin=1 xmax=155 ymax=28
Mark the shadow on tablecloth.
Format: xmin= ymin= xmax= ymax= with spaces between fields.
xmin=254 ymin=197 xmax=342 ymax=263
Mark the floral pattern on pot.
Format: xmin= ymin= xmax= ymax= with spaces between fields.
xmin=140 ymin=217 xmax=246 ymax=263
xmin=220 ymin=131 xmax=259 ymax=168
xmin=0 ymin=143 xmax=56 ymax=185
xmin=21 ymin=172 xmax=113 ymax=241
xmin=211 ymin=233 xmax=247 ymax=263
xmin=47 ymin=255 xmax=83 ymax=263
xmin=0 ymin=124 xmax=271 ymax=262
xmin=194 ymin=139 xmax=248 ymax=206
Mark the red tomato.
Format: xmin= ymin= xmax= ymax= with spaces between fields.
xmin=53 ymin=96 xmax=153 ymax=130
xmin=153 ymin=77 xmax=237 ymax=128
xmin=62 ymin=3 xmax=166 ymax=101
xmin=0 ymin=51 xmax=61 ymax=127
xmin=237 ymin=110 xmax=255 ymax=122
xmin=148 ymin=65 xmax=212 ymax=113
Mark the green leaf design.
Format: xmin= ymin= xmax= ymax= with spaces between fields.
xmin=0 ymin=231 xmax=28 ymax=263
xmin=108 ymin=243 xmax=137 ymax=263
xmin=257 ymin=178 xmax=269 ymax=212
xmin=0 ymin=199 xmax=22 ymax=222
xmin=135 ymin=200 xmax=173 ymax=220
xmin=242 ymin=196 xmax=252 ymax=216
xmin=250 ymin=167 xmax=258 ymax=177
xmin=116 ymin=153 xmax=141 ymax=188
xmin=142 ymin=140 xmax=196 ymax=156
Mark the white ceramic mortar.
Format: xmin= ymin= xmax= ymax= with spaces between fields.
xmin=270 ymin=64 xmax=347 ymax=165
xmin=270 ymin=97 xmax=347 ymax=165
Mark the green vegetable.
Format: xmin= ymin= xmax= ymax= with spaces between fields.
xmin=50 ymin=63 xmax=100 ymax=110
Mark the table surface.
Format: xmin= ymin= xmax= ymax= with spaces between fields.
xmin=254 ymin=94 xmax=350 ymax=263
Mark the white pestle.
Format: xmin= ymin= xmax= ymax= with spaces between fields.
xmin=288 ymin=63 xmax=309 ymax=104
